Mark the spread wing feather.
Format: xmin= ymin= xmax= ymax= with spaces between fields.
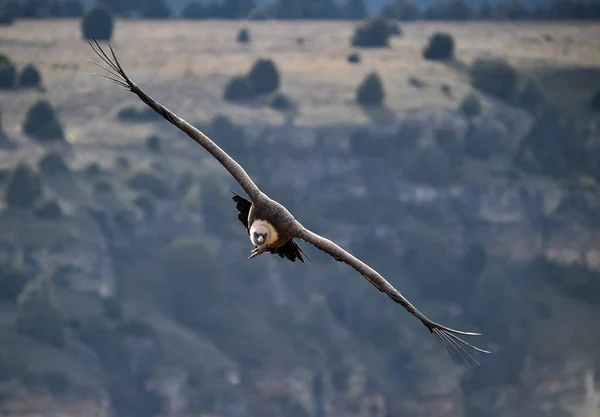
xmin=87 ymin=39 xmax=263 ymax=202
xmin=297 ymin=227 xmax=491 ymax=365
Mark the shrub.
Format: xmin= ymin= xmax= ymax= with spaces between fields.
xmin=94 ymin=180 xmax=113 ymax=193
xmin=145 ymin=134 xmax=161 ymax=152
xmin=248 ymin=59 xmax=280 ymax=95
xmin=84 ymin=162 xmax=102 ymax=177
xmin=112 ymin=208 xmax=136 ymax=232
xmin=116 ymin=105 xmax=160 ymax=122
xmin=133 ymin=193 xmax=156 ymax=220
xmin=351 ymin=17 xmax=390 ymax=47
xmin=470 ymin=57 xmax=519 ymax=101
xmin=5 ymin=164 xmax=42 ymax=209
xmin=591 ymin=89 xmax=600 ymax=111
xmin=381 ymin=0 xmax=420 ymax=20
xmin=434 ymin=125 xmax=462 ymax=155
xmin=0 ymin=263 xmax=29 ymax=303
xmin=81 ymin=5 xmax=113 ymax=41
xmin=115 ymin=156 xmax=130 ymax=170
xmin=181 ymin=1 xmax=208 ymax=18
xmin=0 ymin=8 xmax=15 ymax=25
xmin=356 ymin=72 xmax=385 ymax=106
xmin=237 ymin=27 xmax=250 ymax=43
xmin=386 ymin=19 xmax=402 ymax=36
xmin=140 ymin=0 xmax=171 ymax=18
xmin=223 ymin=75 xmax=255 ymax=101
xmin=23 ymin=100 xmax=65 ymax=142
xmin=518 ymin=79 xmax=544 ymax=111
xmin=401 ymin=147 xmax=459 ymax=185
xmin=34 ymin=200 xmax=62 ymax=219
xmin=38 ymin=151 xmax=69 ymax=176
xmin=127 ymin=171 xmax=171 ymax=199
xmin=0 ymin=54 xmax=17 ymax=89
xmin=347 ymin=53 xmax=361 ymax=64
xmin=60 ymin=0 xmax=85 ymax=17
xmin=102 ymin=297 xmax=123 ymax=321
xmin=423 ymin=32 xmax=454 ymax=60
xmin=464 ymin=120 xmax=505 ymax=159
xmin=459 ymin=93 xmax=481 ymax=117
xmin=267 ymin=91 xmax=292 ymax=111
xmin=17 ymin=64 xmax=42 ymax=89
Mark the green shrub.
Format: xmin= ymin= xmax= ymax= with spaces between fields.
xmin=237 ymin=27 xmax=250 ymax=43
xmin=248 ymin=58 xmax=280 ymax=95
xmin=351 ymin=16 xmax=390 ymax=47
xmin=0 ymin=54 xmax=17 ymax=89
xmin=23 ymin=100 xmax=65 ymax=142
xmin=356 ymin=72 xmax=385 ymax=106
xmin=470 ymin=57 xmax=519 ymax=101
xmin=116 ymin=105 xmax=160 ymax=122
xmin=0 ymin=263 xmax=29 ymax=303
xmin=181 ymin=1 xmax=209 ymax=18
xmin=0 ymin=8 xmax=15 ymax=25
xmin=34 ymin=200 xmax=62 ymax=219
xmin=5 ymin=164 xmax=42 ymax=209
xmin=38 ymin=151 xmax=69 ymax=176
xmin=459 ymin=93 xmax=481 ymax=117
xmin=81 ymin=5 xmax=113 ymax=41
xmin=591 ymin=89 xmax=600 ymax=111
xmin=518 ymin=79 xmax=544 ymax=111
xmin=423 ymin=32 xmax=454 ymax=60
xmin=347 ymin=53 xmax=361 ymax=64
xmin=17 ymin=64 xmax=42 ymax=89
xmin=145 ymin=134 xmax=161 ymax=152
xmin=127 ymin=171 xmax=171 ymax=199
xmin=140 ymin=0 xmax=171 ymax=18
xmin=267 ymin=91 xmax=292 ymax=111
xmin=223 ymin=75 xmax=255 ymax=101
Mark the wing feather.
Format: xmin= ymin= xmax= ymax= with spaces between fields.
xmin=87 ymin=39 xmax=262 ymax=202
xmin=297 ymin=227 xmax=491 ymax=364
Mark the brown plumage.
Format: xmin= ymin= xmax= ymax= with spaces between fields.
xmin=88 ymin=39 xmax=491 ymax=365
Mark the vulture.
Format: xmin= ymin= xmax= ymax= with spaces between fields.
xmin=88 ymin=40 xmax=491 ymax=364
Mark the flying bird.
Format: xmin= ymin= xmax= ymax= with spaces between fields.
xmin=88 ymin=39 xmax=491 ymax=365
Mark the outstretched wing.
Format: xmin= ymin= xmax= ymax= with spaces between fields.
xmin=231 ymin=192 xmax=310 ymax=263
xmin=297 ymin=227 xmax=491 ymax=365
xmin=87 ymin=39 xmax=262 ymax=202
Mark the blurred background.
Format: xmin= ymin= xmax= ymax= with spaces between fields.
xmin=0 ymin=0 xmax=599 ymax=416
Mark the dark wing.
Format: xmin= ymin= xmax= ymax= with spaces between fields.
xmin=87 ymin=39 xmax=262 ymax=202
xmin=297 ymin=227 xmax=491 ymax=365
xmin=231 ymin=192 xmax=310 ymax=263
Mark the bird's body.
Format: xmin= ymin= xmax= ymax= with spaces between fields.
xmin=88 ymin=39 xmax=491 ymax=365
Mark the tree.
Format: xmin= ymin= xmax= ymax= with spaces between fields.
xmin=5 ymin=164 xmax=42 ymax=209
xmin=248 ymin=58 xmax=280 ymax=94
xmin=423 ymin=32 xmax=454 ymax=60
xmin=81 ymin=5 xmax=114 ymax=41
xmin=356 ymin=72 xmax=385 ymax=105
xmin=341 ymin=0 xmax=367 ymax=19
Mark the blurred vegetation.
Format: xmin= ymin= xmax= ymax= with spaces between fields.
xmin=356 ymin=72 xmax=385 ymax=106
xmin=17 ymin=64 xmax=43 ymax=89
xmin=0 ymin=54 xmax=17 ymax=90
xmin=248 ymin=58 xmax=280 ymax=95
xmin=23 ymin=99 xmax=65 ymax=142
xmin=4 ymin=164 xmax=42 ymax=209
xmin=236 ymin=27 xmax=250 ymax=43
xmin=351 ymin=16 xmax=391 ymax=47
xmin=459 ymin=93 xmax=482 ymax=117
xmin=224 ymin=75 xmax=255 ymax=101
xmin=470 ymin=57 xmax=519 ymax=101
xmin=81 ymin=5 xmax=113 ymax=41
xmin=423 ymin=32 xmax=454 ymax=60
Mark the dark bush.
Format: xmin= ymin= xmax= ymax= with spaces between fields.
xmin=116 ymin=105 xmax=160 ymax=122
xmin=38 ymin=151 xmax=69 ymax=176
xmin=0 ymin=263 xmax=29 ymax=303
xmin=386 ymin=19 xmax=402 ymax=36
xmin=248 ymin=59 xmax=280 ymax=95
xmin=94 ymin=180 xmax=112 ymax=194
xmin=470 ymin=57 xmax=519 ymax=101
xmin=459 ymin=93 xmax=481 ymax=117
xmin=17 ymin=282 xmax=66 ymax=348
xmin=0 ymin=54 xmax=17 ymax=89
xmin=115 ymin=155 xmax=130 ymax=170
xmin=237 ymin=27 xmax=250 ymax=43
xmin=347 ymin=53 xmax=361 ymax=64
xmin=59 ymin=0 xmax=85 ymax=17
xmin=145 ymin=134 xmax=161 ymax=152
xmin=140 ymin=0 xmax=171 ymax=18
xmin=464 ymin=120 xmax=506 ymax=159
xmin=401 ymin=147 xmax=460 ymax=185
xmin=342 ymin=0 xmax=368 ymax=19
xmin=434 ymin=125 xmax=462 ymax=155
xmin=127 ymin=172 xmax=171 ymax=199
xmin=356 ymin=72 xmax=385 ymax=106
xmin=81 ymin=5 xmax=113 ymax=41
xmin=102 ymin=297 xmax=123 ymax=321
xmin=133 ymin=193 xmax=156 ymax=220
xmin=267 ymin=91 xmax=292 ymax=111
xmin=351 ymin=16 xmax=390 ymax=47
xmin=181 ymin=1 xmax=209 ymax=18
xmin=424 ymin=0 xmax=472 ymax=19
xmin=381 ymin=0 xmax=420 ymax=20
xmin=395 ymin=119 xmax=421 ymax=151
xmin=518 ymin=79 xmax=544 ymax=111
xmin=248 ymin=6 xmax=270 ymax=19
xmin=423 ymin=32 xmax=454 ymax=60
xmin=34 ymin=200 xmax=62 ymax=219
xmin=223 ymin=75 xmax=255 ymax=101
xmin=5 ymin=164 xmax=42 ymax=209
xmin=0 ymin=8 xmax=15 ymax=25
xmin=23 ymin=100 xmax=65 ymax=142
xmin=591 ymin=89 xmax=600 ymax=111
xmin=84 ymin=162 xmax=102 ymax=177
xmin=17 ymin=64 xmax=42 ymax=89
xmin=112 ymin=208 xmax=136 ymax=232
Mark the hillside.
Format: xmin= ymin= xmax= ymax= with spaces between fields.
xmin=1 ymin=18 xmax=600 ymax=417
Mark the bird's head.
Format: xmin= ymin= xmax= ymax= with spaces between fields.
xmin=250 ymin=223 xmax=270 ymax=249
